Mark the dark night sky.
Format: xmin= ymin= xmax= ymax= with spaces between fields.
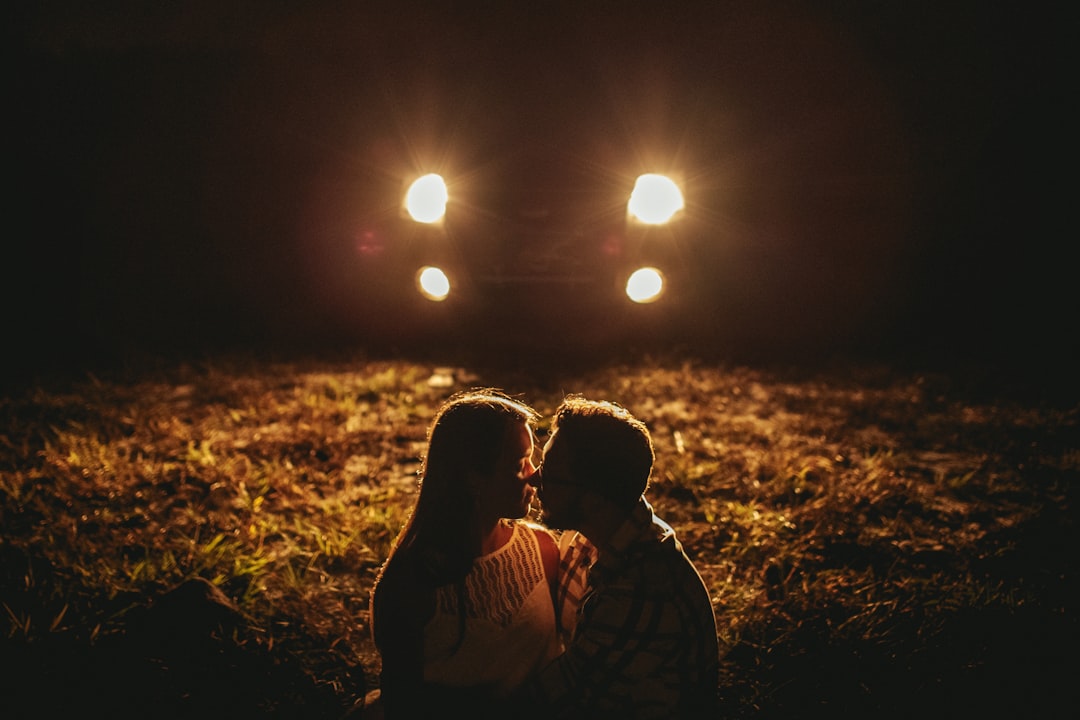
xmin=8 ymin=1 xmax=1076 ymax=386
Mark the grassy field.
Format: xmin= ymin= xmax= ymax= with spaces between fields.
xmin=1 ymin=348 xmax=1076 ymax=718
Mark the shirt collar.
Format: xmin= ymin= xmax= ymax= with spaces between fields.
xmin=594 ymin=496 xmax=672 ymax=572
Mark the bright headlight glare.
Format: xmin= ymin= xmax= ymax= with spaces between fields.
xmin=628 ymin=174 xmax=684 ymax=225
xmin=405 ymin=174 xmax=448 ymax=223
xmin=416 ymin=266 xmax=450 ymax=301
xmin=626 ymin=267 xmax=664 ymax=303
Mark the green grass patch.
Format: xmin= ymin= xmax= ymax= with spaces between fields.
xmin=2 ymin=353 xmax=1076 ymax=717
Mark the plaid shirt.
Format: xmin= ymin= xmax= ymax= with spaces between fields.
xmin=528 ymin=498 xmax=719 ymax=718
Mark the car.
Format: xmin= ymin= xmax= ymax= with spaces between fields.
xmin=347 ymin=137 xmax=709 ymax=344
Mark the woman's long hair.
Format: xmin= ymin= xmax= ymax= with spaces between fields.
xmin=371 ymin=389 xmax=538 ymax=635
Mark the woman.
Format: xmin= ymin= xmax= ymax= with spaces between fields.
xmin=367 ymin=389 xmax=561 ymax=717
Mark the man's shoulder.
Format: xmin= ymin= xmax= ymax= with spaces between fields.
xmin=559 ymin=529 xmax=593 ymax=551
xmin=619 ymin=516 xmax=714 ymax=603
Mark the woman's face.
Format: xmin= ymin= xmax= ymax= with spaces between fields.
xmin=476 ymin=420 xmax=539 ymax=520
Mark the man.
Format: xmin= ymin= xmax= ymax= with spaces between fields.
xmin=522 ymin=394 xmax=720 ymax=718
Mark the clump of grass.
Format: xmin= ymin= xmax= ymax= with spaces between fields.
xmin=1 ymin=352 xmax=1076 ymax=716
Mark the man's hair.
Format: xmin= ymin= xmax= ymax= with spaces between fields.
xmin=550 ymin=394 xmax=653 ymax=509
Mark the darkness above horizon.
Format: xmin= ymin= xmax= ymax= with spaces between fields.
xmin=8 ymin=1 xmax=1075 ymax=384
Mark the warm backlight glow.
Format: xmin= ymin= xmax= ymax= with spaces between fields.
xmin=405 ymin=174 xmax=448 ymax=223
xmin=416 ymin=266 xmax=450 ymax=301
xmin=628 ymin=174 xmax=684 ymax=224
xmin=626 ymin=267 xmax=665 ymax=303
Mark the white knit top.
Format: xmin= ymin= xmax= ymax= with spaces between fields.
xmin=423 ymin=521 xmax=562 ymax=694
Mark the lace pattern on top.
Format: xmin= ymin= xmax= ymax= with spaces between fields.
xmin=434 ymin=522 xmax=546 ymax=627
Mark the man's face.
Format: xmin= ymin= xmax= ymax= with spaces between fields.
xmin=536 ymin=429 xmax=586 ymax=530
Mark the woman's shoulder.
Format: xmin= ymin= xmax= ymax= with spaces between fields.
xmin=371 ymin=553 xmax=438 ymax=639
xmin=373 ymin=551 xmax=442 ymax=611
xmin=514 ymin=519 xmax=559 ymax=540
xmin=512 ymin=520 xmax=560 ymax=550
xmin=376 ymin=548 xmax=441 ymax=588
xmin=511 ymin=520 xmax=560 ymax=585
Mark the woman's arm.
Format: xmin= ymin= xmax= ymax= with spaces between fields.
xmin=370 ymin=557 xmax=435 ymax=718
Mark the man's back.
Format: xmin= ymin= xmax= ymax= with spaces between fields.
xmin=530 ymin=499 xmax=719 ymax=718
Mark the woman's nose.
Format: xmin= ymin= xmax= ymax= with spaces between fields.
xmin=523 ymin=458 xmax=538 ymax=482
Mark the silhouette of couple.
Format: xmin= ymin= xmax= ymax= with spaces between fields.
xmin=365 ymin=389 xmax=718 ymax=718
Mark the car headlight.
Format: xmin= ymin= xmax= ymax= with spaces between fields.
xmin=405 ymin=174 xmax=448 ymax=224
xmin=627 ymin=174 xmax=684 ymax=225
xmin=416 ymin=265 xmax=451 ymax=301
xmin=625 ymin=267 xmax=665 ymax=303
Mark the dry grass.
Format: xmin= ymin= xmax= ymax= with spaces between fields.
xmin=1 ymin=350 xmax=1076 ymax=718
